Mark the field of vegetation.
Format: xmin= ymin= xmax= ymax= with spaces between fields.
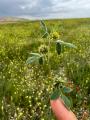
xmin=0 ymin=18 xmax=90 ymax=120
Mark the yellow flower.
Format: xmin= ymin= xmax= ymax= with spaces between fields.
xmin=51 ymin=32 xmax=60 ymax=39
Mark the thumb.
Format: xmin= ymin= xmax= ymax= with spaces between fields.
xmin=50 ymin=98 xmax=77 ymax=120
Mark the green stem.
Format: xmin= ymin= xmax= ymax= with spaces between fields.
xmin=47 ymin=37 xmax=51 ymax=75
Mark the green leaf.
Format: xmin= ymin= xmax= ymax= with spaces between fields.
xmin=61 ymin=94 xmax=71 ymax=109
xmin=63 ymin=42 xmax=77 ymax=48
xmin=56 ymin=42 xmax=62 ymax=55
xmin=62 ymin=86 xmax=72 ymax=93
xmin=50 ymin=89 xmax=60 ymax=100
xmin=42 ymin=32 xmax=48 ymax=38
xmin=39 ymin=56 xmax=43 ymax=65
xmin=68 ymin=97 xmax=73 ymax=108
xmin=40 ymin=20 xmax=46 ymax=28
xmin=40 ymin=21 xmax=49 ymax=38
xmin=56 ymin=40 xmax=77 ymax=48
xmin=30 ymin=53 xmax=41 ymax=57
xmin=26 ymin=56 xmax=39 ymax=64
xmin=26 ymin=53 xmax=44 ymax=65
xmin=26 ymin=53 xmax=41 ymax=64
xmin=40 ymin=20 xmax=47 ymax=32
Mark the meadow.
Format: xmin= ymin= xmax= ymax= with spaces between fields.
xmin=0 ymin=18 xmax=90 ymax=120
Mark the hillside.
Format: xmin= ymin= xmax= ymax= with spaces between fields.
xmin=0 ymin=17 xmax=28 ymax=23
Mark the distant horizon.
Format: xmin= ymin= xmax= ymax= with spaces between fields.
xmin=0 ymin=16 xmax=90 ymax=21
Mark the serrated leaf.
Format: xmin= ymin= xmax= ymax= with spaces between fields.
xmin=50 ymin=89 xmax=61 ymax=100
xmin=62 ymin=86 xmax=72 ymax=93
xmin=56 ymin=40 xmax=77 ymax=48
xmin=61 ymin=94 xmax=71 ymax=109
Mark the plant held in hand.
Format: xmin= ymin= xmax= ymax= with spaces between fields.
xmin=26 ymin=21 xmax=77 ymax=119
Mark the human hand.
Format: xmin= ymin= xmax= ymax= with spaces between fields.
xmin=50 ymin=98 xmax=77 ymax=120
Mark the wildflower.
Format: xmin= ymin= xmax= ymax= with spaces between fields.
xmin=51 ymin=32 xmax=60 ymax=40
xmin=39 ymin=45 xmax=48 ymax=54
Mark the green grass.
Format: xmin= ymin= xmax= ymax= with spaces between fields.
xmin=0 ymin=18 xmax=90 ymax=120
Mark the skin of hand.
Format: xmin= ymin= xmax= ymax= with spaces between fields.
xmin=50 ymin=98 xmax=78 ymax=120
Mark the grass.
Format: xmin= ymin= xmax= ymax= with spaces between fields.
xmin=0 ymin=18 xmax=90 ymax=120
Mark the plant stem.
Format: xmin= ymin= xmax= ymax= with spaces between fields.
xmin=47 ymin=37 xmax=51 ymax=75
